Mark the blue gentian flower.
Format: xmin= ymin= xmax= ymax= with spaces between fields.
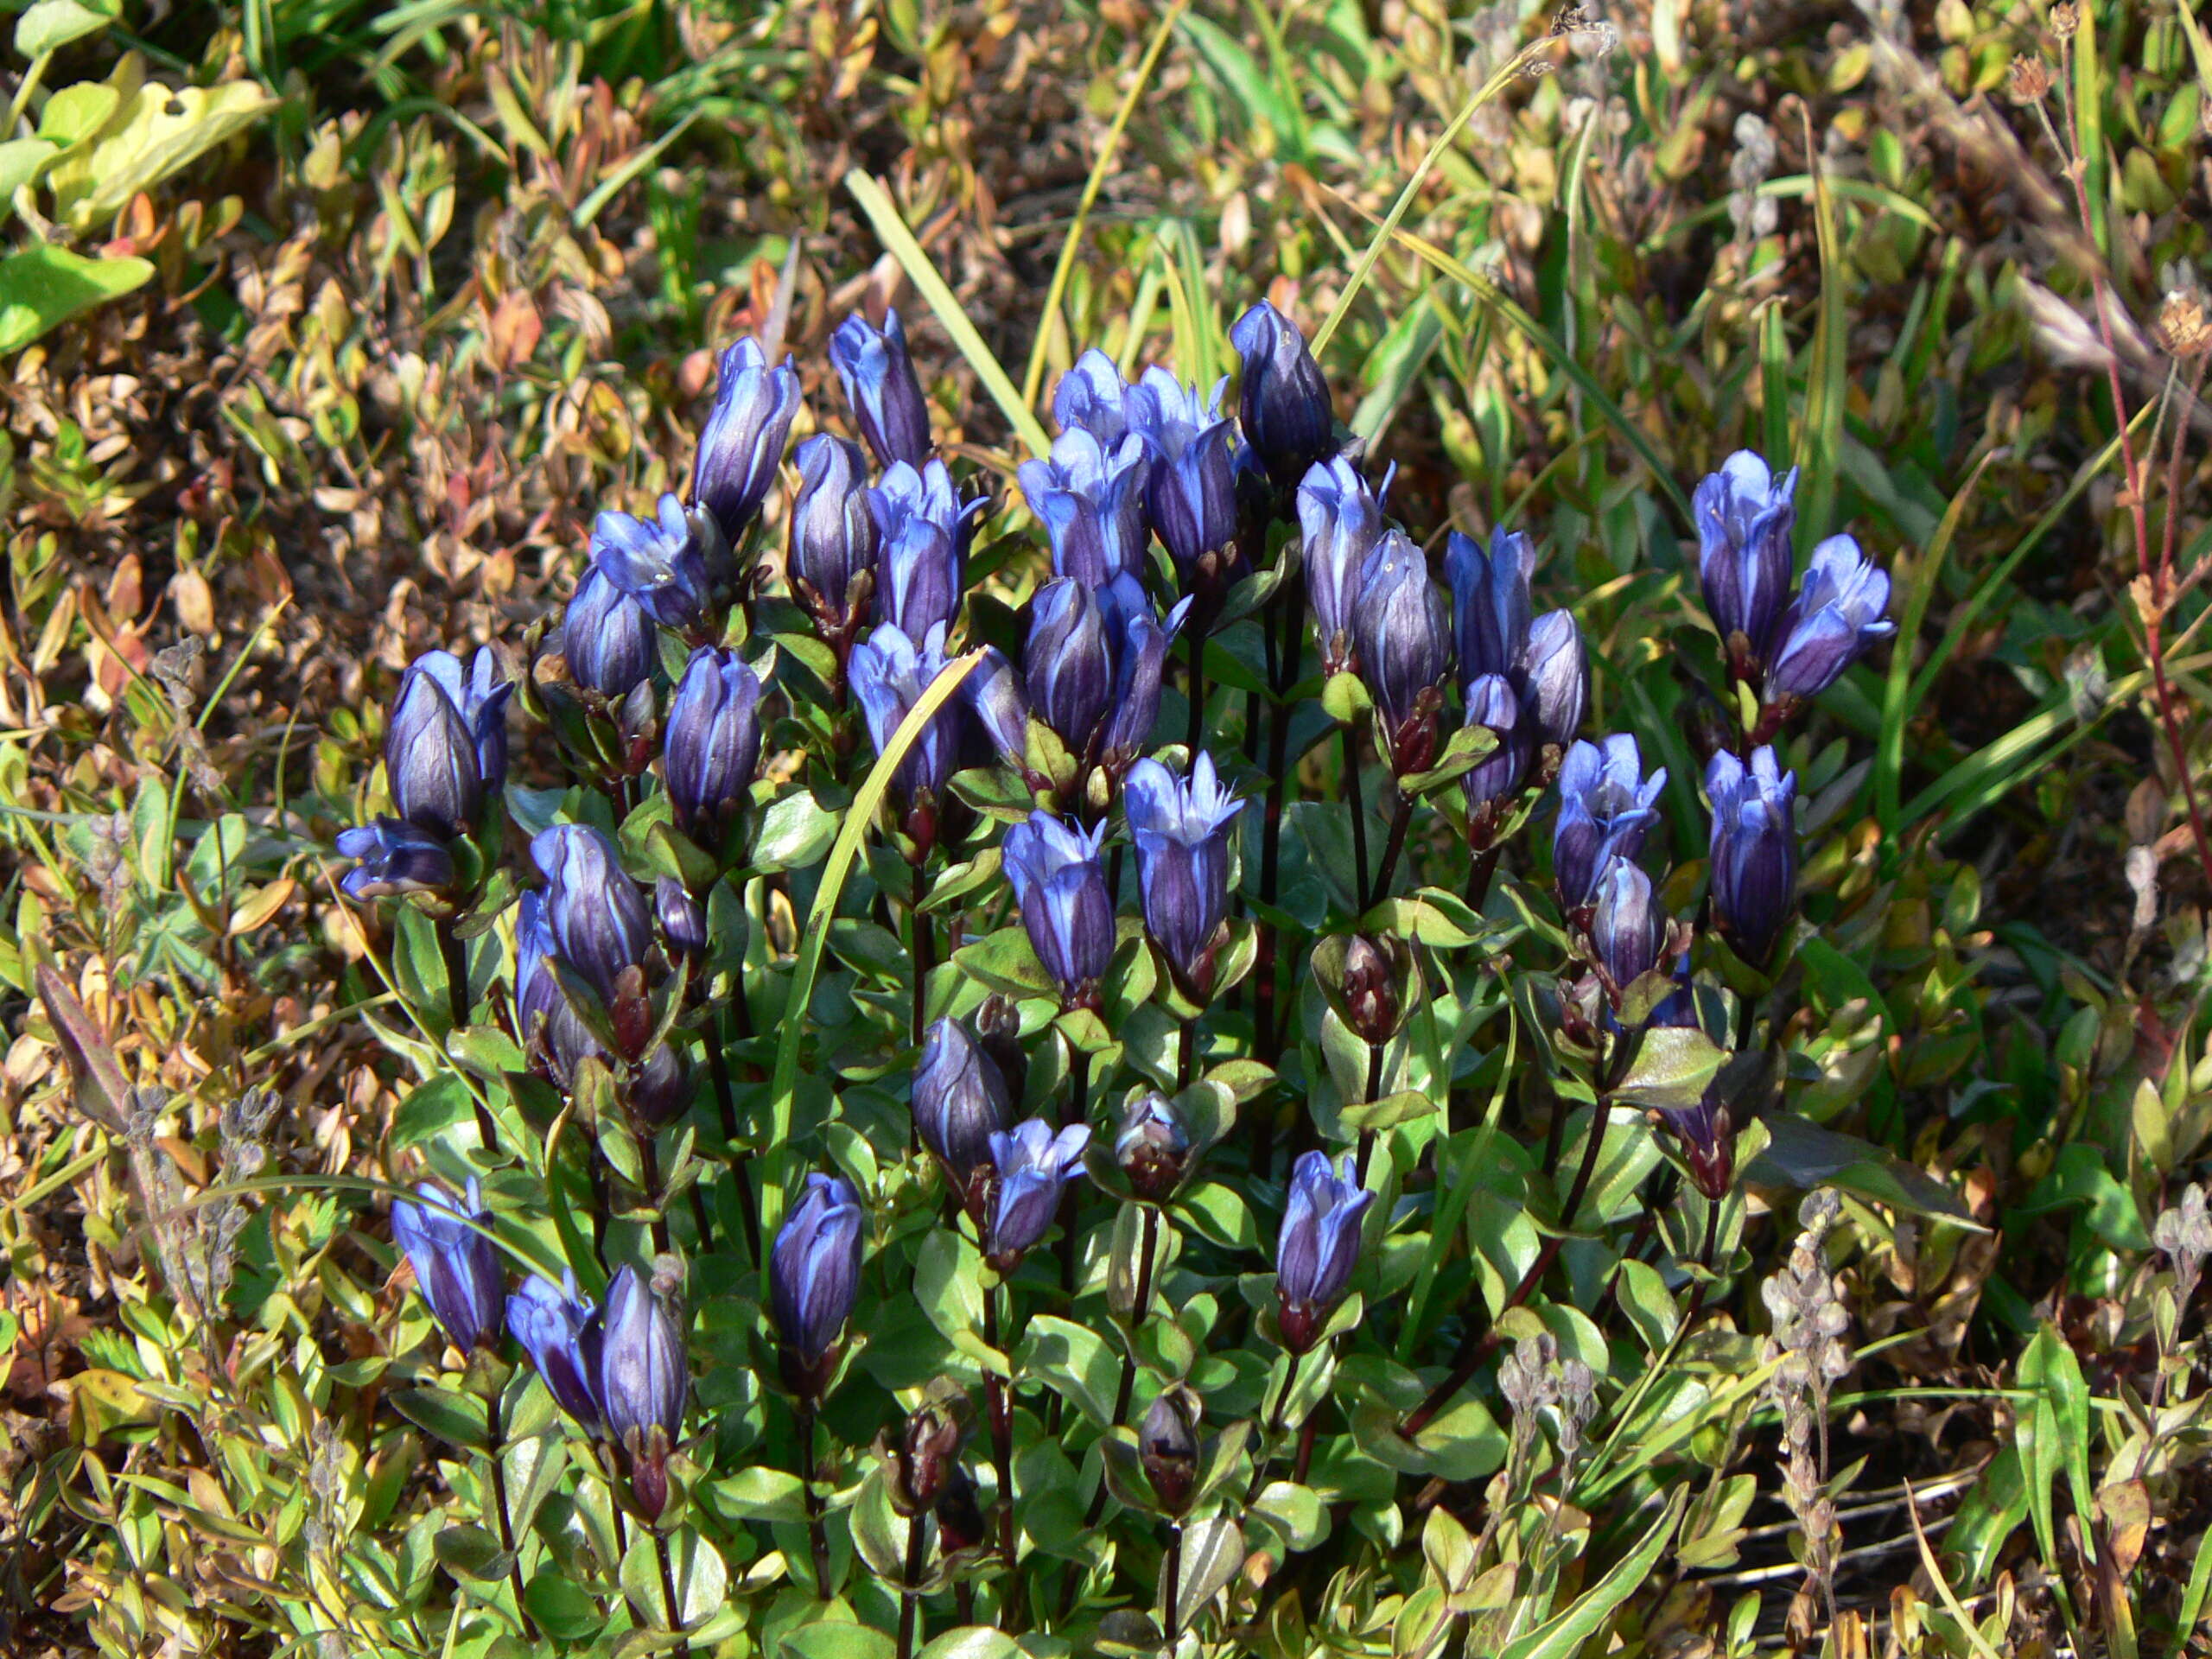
xmin=914 ymin=1016 xmax=1014 ymax=1201
xmin=1352 ymin=530 xmax=1452 ymax=775
xmin=984 ymin=1118 xmax=1092 ymax=1266
xmin=1554 ymin=736 xmax=1667 ymax=911
xmin=831 ymin=308 xmax=933 ymax=468
xmin=850 ymin=622 xmax=970 ymax=813
xmin=770 ymin=1173 xmax=865 ymax=1381
xmin=871 ymin=459 xmax=982 ymax=640
xmin=1518 ymin=610 xmax=1587 ymax=751
xmin=1298 ymin=455 xmax=1387 ymax=677
xmin=1276 ymin=1152 xmax=1373 ymax=1354
xmin=1459 ymin=673 xmax=1534 ymax=814
xmin=1001 ymin=810 xmax=1116 ymax=1008
xmin=1018 ymin=427 xmax=1151 ymax=588
xmin=507 ymin=1270 xmax=604 ymax=1433
xmin=1694 ymin=450 xmax=1799 ymax=665
xmin=386 ymin=648 xmax=512 ymax=839
xmin=531 ymin=824 xmax=653 ymax=1014
xmin=337 ymin=819 xmax=455 ymax=899
xmin=391 ymin=1179 xmax=505 ymax=1354
xmin=1123 ymin=752 xmax=1245 ymax=996
xmin=515 ymin=889 xmax=604 ymax=1086
xmin=1114 ymin=1091 xmax=1192 ymax=1202
xmin=592 ymin=493 xmax=726 ymax=636
xmin=1706 ymin=747 xmax=1797 ymax=965
xmin=789 ymin=434 xmax=880 ymax=640
xmin=563 ymin=563 xmax=656 ymax=701
xmin=1053 ymin=347 xmax=1140 ymax=445
xmin=1444 ymin=527 xmax=1533 ymax=691
xmin=1590 ymin=857 xmax=1665 ymax=1002
xmin=656 ymin=876 xmax=708 ymax=966
xmin=691 ymin=337 xmax=801 ymax=542
xmin=1230 ymin=300 xmax=1334 ymax=488
xmin=1765 ymin=535 xmax=1894 ymax=702
xmin=1130 ymin=369 xmax=1241 ymax=587
xmin=664 ymin=646 xmax=763 ymax=847
xmin=598 ymin=1263 xmax=688 ymax=1517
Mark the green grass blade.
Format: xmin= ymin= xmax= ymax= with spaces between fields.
xmin=764 ymin=649 xmax=985 ymax=1236
xmin=843 ymin=171 xmax=1053 ymax=458
xmin=1796 ymin=114 xmax=1846 ymax=556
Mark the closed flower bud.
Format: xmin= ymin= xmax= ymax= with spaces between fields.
xmin=691 ymin=336 xmax=801 ymax=542
xmin=914 ymin=1017 xmax=1014 ymax=1207
xmin=626 ymin=1044 xmax=691 ymax=1130
xmin=984 ymin=1118 xmax=1092 ymax=1268
xmin=515 ymin=890 xmax=604 ymax=1086
xmin=1516 ymin=610 xmax=1587 ymax=752
xmin=598 ymin=1264 xmax=688 ymax=1518
xmin=506 ymin=1270 xmax=604 ymax=1433
xmin=664 ymin=646 xmax=763 ymax=848
xmin=563 ymin=563 xmax=657 ymax=701
xmin=965 ymin=645 xmax=1033 ymax=772
xmin=1553 ymin=736 xmax=1667 ymax=911
xmin=1352 ymin=530 xmax=1452 ymax=776
xmin=1276 ymin=1152 xmax=1373 ymax=1354
xmin=387 ymin=648 xmax=512 ymax=840
xmin=1139 ymin=1387 xmax=1202 ymax=1516
xmin=1001 ymin=810 xmax=1115 ymax=1009
xmin=973 ymin=995 xmax=1028 ymax=1103
xmin=1706 ymin=747 xmax=1797 ymax=965
xmin=851 ymin=622 xmax=972 ymax=827
xmin=654 ymin=874 xmax=707 ymax=971
xmin=593 ymin=493 xmax=727 ymax=635
xmin=1019 ymin=428 xmax=1151 ymax=588
xmin=935 ymin=1465 xmax=988 ymax=1555
xmin=1052 ymin=348 xmax=1139 ymax=446
xmin=1097 ymin=580 xmax=1189 ymax=773
xmin=831 ymin=308 xmax=934 ymax=468
xmin=532 ymin=824 xmax=653 ymax=1021
xmin=1131 ymin=369 xmax=1241 ymax=588
xmin=1025 ymin=577 xmax=1114 ymax=755
xmin=789 ymin=435 xmax=880 ymax=639
xmin=1590 ymin=857 xmax=1665 ymax=1002
xmin=1459 ymin=674 xmax=1534 ymax=815
xmin=1338 ymin=934 xmax=1403 ymax=1045
xmin=1230 ymin=300 xmax=1335 ymax=489
xmin=892 ymin=1401 xmax=963 ymax=1516
xmin=391 ymin=1179 xmax=505 ymax=1354
xmin=338 ymin=818 xmax=456 ymax=900
xmin=1646 ymin=974 xmax=1734 ymax=1199
xmin=1764 ymin=535 xmax=1893 ymax=702
xmin=1123 ymin=753 xmax=1244 ymax=998
xmin=1115 ymin=1091 xmax=1192 ymax=1203
xmin=1446 ymin=527 xmax=1534 ymax=690
xmin=771 ymin=1173 xmax=865 ymax=1394
xmin=872 ymin=459 xmax=982 ymax=641
xmin=1298 ymin=456 xmax=1386 ymax=677
xmin=1694 ymin=450 xmax=1799 ymax=675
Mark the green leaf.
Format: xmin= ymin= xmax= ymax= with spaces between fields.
xmin=431 ymin=1523 xmax=508 ymax=1581
xmin=1169 ymin=1514 xmax=1244 ymax=1630
xmin=1023 ymin=1315 xmax=1119 ymax=1428
xmin=1611 ymin=1027 xmax=1728 ymax=1112
xmin=914 ymin=1229 xmax=993 ymax=1367
xmin=1249 ymin=1480 xmax=1328 ymax=1552
xmin=951 ymin=925 xmax=1054 ymax=1000
xmin=15 ymin=0 xmax=116 ymax=57
xmin=710 ymin=1466 xmax=807 ymax=1523
xmin=391 ymin=1073 xmax=474 ymax=1150
xmin=1337 ymin=1090 xmax=1434 ymax=1134
xmin=1396 ymin=720 xmax=1496 ymax=797
xmin=0 ymin=138 xmax=57 ymax=221
xmin=848 ymin=1465 xmax=908 ymax=1585
xmin=1496 ymin=1489 xmax=1686 ymax=1659
xmin=780 ymin=1623 xmax=897 ymax=1659
xmin=916 ymin=1631 xmax=1023 ymax=1659
xmin=37 ymin=82 xmax=118 ymax=148
xmin=46 ymin=75 xmax=278 ymax=229
xmin=752 ymin=790 xmax=838 ymax=874
xmin=1745 ymin=1114 xmax=1981 ymax=1227
xmin=0 ymin=245 xmax=154 ymax=355
xmin=524 ymin=1570 xmax=601 ymax=1642
xmin=389 ymin=1386 xmax=492 ymax=1452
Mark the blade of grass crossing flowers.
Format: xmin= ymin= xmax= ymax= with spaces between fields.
xmin=1876 ymin=451 xmax=1996 ymax=837
xmin=1759 ymin=301 xmax=1789 ymax=471
xmin=1308 ymin=35 xmax=1560 ymax=361
xmin=765 ymin=650 xmax=985 ymax=1237
xmin=1794 ymin=111 xmax=1846 ymax=563
xmin=1496 ymin=1490 xmax=1686 ymax=1659
xmin=1362 ymin=220 xmax=1694 ymax=528
xmin=1395 ymin=1006 xmax=1516 ymax=1363
xmin=842 ymin=172 xmax=1052 ymax=459
xmin=1019 ymin=0 xmax=1190 ymax=411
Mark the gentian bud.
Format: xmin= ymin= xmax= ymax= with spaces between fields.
xmin=830 ymin=308 xmax=933 ymax=468
xmin=1230 ymin=300 xmax=1335 ymax=489
xmin=1275 ymin=1152 xmax=1372 ymax=1354
xmin=850 ymin=623 xmax=970 ymax=840
xmin=1553 ymin=736 xmax=1667 ymax=911
xmin=1052 ymin=348 xmax=1139 ymax=445
xmin=983 ymin=1118 xmax=1092 ymax=1269
xmin=531 ymin=825 xmax=653 ymax=1046
xmin=1352 ymin=530 xmax=1452 ymax=776
xmin=1114 ymin=1092 xmax=1192 ymax=1203
xmin=592 ymin=493 xmax=727 ymax=636
xmin=1025 ymin=577 xmax=1114 ymax=756
xmin=391 ymin=1179 xmax=505 ymax=1354
xmin=1139 ymin=1387 xmax=1202 ymax=1516
xmin=338 ymin=819 xmax=456 ymax=899
xmin=563 ymin=563 xmax=656 ymax=702
xmin=936 ymin=1465 xmax=988 ymax=1555
xmin=626 ymin=1044 xmax=690 ymax=1129
xmin=657 ymin=875 xmax=708 ymax=963
xmin=1764 ymin=535 xmax=1894 ymax=702
xmin=973 ymin=994 xmax=1028 ymax=1103
xmin=892 ymin=1401 xmax=963 ymax=1516
xmin=1096 ymin=579 xmax=1189 ymax=773
xmin=1338 ymin=934 xmax=1404 ymax=1045
xmin=871 ymin=459 xmax=981 ymax=641
xmin=1517 ymin=610 xmax=1587 ymax=753
xmin=914 ymin=1016 xmax=1014 ymax=1210
xmin=1694 ymin=450 xmax=1799 ymax=675
xmin=691 ymin=337 xmax=801 ymax=542
xmin=598 ymin=1264 xmax=689 ymax=1520
xmin=664 ymin=646 xmax=763 ymax=849
xmin=771 ymin=1173 xmax=866 ymax=1398
xmin=515 ymin=889 xmax=604 ymax=1086
xmin=1297 ymin=456 xmax=1386 ymax=677
xmin=387 ymin=649 xmax=512 ymax=839
xmin=789 ymin=435 xmax=880 ymax=641
xmin=1706 ymin=747 xmax=1797 ymax=965
xmin=1018 ymin=428 xmax=1150 ymax=588
xmin=1648 ymin=968 xmax=1732 ymax=1200
xmin=966 ymin=645 xmax=1032 ymax=772
xmin=1459 ymin=674 xmax=1534 ymax=822
xmin=1131 ymin=369 xmax=1241 ymax=596
xmin=1590 ymin=857 xmax=1665 ymax=1002
xmin=1445 ymin=527 xmax=1533 ymax=690
xmin=1001 ymin=810 xmax=1115 ymax=1009
xmin=1123 ymin=753 xmax=1244 ymax=999
xmin=506 ymin=1270 xmax=604 ymax=1433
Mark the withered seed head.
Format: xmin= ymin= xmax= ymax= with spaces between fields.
xmin=2007 ymin=54 xmax=2052 ymax=104
xmin=2050 ymin=2 xmax=2079 ymax=38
